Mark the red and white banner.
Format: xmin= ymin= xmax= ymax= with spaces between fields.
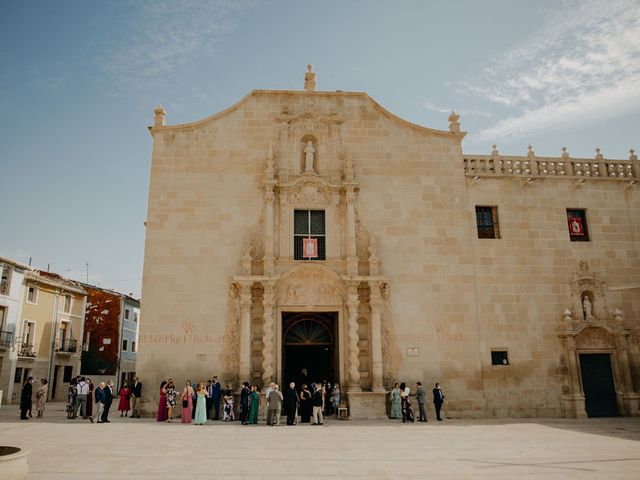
xmin=568 ymin=216 xmax=584 ymax=236
xmin=302 ymin=238 xmax=318 ymax=258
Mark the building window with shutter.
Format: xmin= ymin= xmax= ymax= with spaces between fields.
xmin=475 ymin=206 xmax=500 ymax=239
xmin=294 ymin=210 xmax=326 ymax=260
xmin=567 ymin=208 xmax=590 ymax=242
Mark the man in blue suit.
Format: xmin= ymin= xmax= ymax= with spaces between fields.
xmin=211 ymin=375 xmax=222 ymax=420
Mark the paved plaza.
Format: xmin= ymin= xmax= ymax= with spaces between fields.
xmin=1 ymin=403 xmax=640 ymax=479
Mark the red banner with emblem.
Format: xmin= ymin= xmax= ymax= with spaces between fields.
xmin=302 ymin=238 xmax=318 ymax=258
xmin=568 ymin=216 xmax=584 ymax=236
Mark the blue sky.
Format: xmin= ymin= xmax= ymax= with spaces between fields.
xmin=1 ymin=0 xmax=638 ymax=297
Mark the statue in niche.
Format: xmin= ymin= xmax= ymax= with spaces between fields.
xmin=304 ymin=141 xmax=316 ymax=174
xmin=582 ymin=295 xmax=594 ymax=321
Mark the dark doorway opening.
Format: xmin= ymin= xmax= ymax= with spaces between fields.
xmin=282 ymin=312 xmax=338 ymax=388
xmin=579 ymin=353 xmax=618 ymax=417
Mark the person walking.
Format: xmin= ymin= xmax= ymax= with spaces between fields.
xmin=416 ymin=382 xmax=427 ymax=422
xmin=91 ymin=382 xmax=106 ymax=423
xmin=165 ymin=380 xmax=177 ymax=422
xmin=193 ymin=383 xmax=207 ymax=425
xmin=102 ymin=380 xmax=114 ymax=423
xmin=156 ymin=380 xmax=168 ymax=422
xmin=20 ymin=377 xmax=33 ymax=420
xmin=118 ymin=382 xmax=132 ymax=417
xmin=36 ymin=378 xmax=48 ymax=417
xmin=389 ymin=382 xmax=402 ymax=419
xmin=240 ymin=382 xmax=251 ymax=425
xmin=131 ymin=377 xmax=142 ymax=418
xmin=311 ymin=382 xmax=324 ymax=425
xmin=181 ymin=381 xmax=194 ymax=423
xmin=248 ymin=385 xmax=260 ymax=424
xmin=211 ymin=376 xmax=222 ymax=420
xmin=299 ymin=384 xmax=312 ymax=423
xmin=75 ymin=377 xmax=90 ymax=420
xmin=267 ymin=384 xmax=283 ymax=426
xmin=433 ymin=383 xmax=445 ymax=421
xmin=284 ymin=382 xmax=300 ymax=425
xmin=66 ymin=378 xmax=77 ymax=419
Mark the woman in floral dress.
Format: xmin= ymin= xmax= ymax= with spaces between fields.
xmin=165 ymin=381 xmax=177 ymax=422
xmin=389 ymin=382 xmax=402 ymax=419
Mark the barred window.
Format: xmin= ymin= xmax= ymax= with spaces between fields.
xmin=567 ymin=209 xmax=590 ymax=242
xmin=294 ymin=210 xmax=326 ymax=260
xmin=475 ymin=206 xmax=500 ymax=239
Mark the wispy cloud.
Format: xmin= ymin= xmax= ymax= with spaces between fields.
xmin=101 ymin=0 xmax=255 ymax=97
xmin=461 ymin=0 xmax=640 ymax=144
xmin=422 ymin=100 xmax=493 ymax=118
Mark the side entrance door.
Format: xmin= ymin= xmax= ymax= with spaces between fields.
xmin=579 ymin=353 xmax=618 ymax=417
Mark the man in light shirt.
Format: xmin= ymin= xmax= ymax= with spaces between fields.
xmin=75 ymin=376 xmax=90 ymax=420
xmin=265 ymin=382 xmax=275 ymax=425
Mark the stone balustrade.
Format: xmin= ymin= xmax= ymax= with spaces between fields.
xmin=463 ymin=149 xmax=639 ymax=181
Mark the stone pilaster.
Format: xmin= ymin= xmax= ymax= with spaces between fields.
xmin=346 ymin=187 xmax=358 ymax=275
xmin=261 ymin=282 xmax=275 ymax=387
xmin=369 ymin=281 xmax=384 ymax=392
xmin=263 ymin=187 xmax=275 ymax=275
xmin=346 ymin=281 xmax=361 ymax=392
xmin=238 ymin=282 xmax=253 ymax=382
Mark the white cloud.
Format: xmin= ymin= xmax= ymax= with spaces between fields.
xmin=461 ymin=0 xmax=640 ymax=144
xmin=422 ymin=100 xmax=493 ymax=118
xmin=102 ymin=0 xmax=255 ymax=96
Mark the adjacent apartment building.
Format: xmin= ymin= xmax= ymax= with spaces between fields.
xmin=17 ymin=270 xmax=87 ymax=402
xmin=80 ymin=284 xmax=140 ymax=389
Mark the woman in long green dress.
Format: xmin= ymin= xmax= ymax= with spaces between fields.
xmin=248 ymin=385 xmax=259 ymax=424
xmin=193 ymin=383 xmax=207 ymax=425
xmin=389 ymin=383 xmax=402 ymax=419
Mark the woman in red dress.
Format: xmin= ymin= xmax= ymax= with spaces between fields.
xmin=156 ymin=380 xmax=168 ymax=421
xmin=118 ymin=382 xmax=132 ymax=417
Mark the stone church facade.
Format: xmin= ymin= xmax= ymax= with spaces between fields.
xmin=138 ymin=67 xmax=640 ymax=419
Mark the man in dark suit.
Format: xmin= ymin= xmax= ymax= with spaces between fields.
xmin=283 ymin=382 xmax=300 ymax=425
xmin=211 ymin=376 xmax=221 ymax=420
xmin=101 ymin=380 xmax=114 ymax=423
xmin=206 ymin=380 xmax=213 ymax=419
xmin=131 ymin=377 xmax=142 ymax=418
xmin=433 ymin=382 xmax=445 ymax=421
xmin=20 ymin=377 xmax=33 ymax=420
xmin=416 ymin=382 xmax=427 ymax=422
xmin=240 ymin=382 xmax=251 ymax=425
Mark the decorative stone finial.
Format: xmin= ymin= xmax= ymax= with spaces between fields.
xmin=561 ymin=146 xmax=570 ymax=159
xmin=304 ymin=64 xmax=316 ymax=91
xmin=629 ymin=149 xmax=637 ymax=161
xmin=448 ymin=111 xmax=460 ymax=133
xmin=153 ymin=105 xmax=166 ymax=127
xmin=562 ymin=308 xmax=573 ymax=327
xmin=595 ymin=147 xmax=603 ymax=161
xmin=527 ymin=145 xmax=535 ymax=157
xmin=614 ymin=308 xmax=624 ymax=326
xmin=491 ymin=144 xmax=499 ymax=157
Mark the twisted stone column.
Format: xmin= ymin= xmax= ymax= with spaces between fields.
xmin=261 ymin=283 xmax=275 ymax=387
xmin=238 ymin=282 xmax=253 ymax=383
xmin=347 ymin=282 xmax=361 ymax=391
xmin=369 ymin=281 xmax=384 ymax=392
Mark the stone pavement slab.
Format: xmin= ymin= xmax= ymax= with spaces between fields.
xmin=1 ymin=403 xmax=639 ymax=479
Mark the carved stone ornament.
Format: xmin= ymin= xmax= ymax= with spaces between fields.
xmin=288 ymin=181 xmax=329 ymax=205
xmin=574 ymin=327 xmax=616 ymax=349
xmin=276 ymin=267 xmax=344 ymax=306
xmin=569 ymin=260 xmax=609 ymax=323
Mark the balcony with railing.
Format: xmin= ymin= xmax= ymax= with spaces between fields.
xmin=463 ymin=146 xmax=639 ymax=182
xmin=18 ymin=343 xmax=37 ymax=358
xmin=55 ymin=338 xmax=78 ymax=354
xmin=0 ymin=330 xmax=13 ymax=348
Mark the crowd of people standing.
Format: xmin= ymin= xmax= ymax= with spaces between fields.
xmin=18 ymin=373 xmax=444 ymax=425
xmin=389 ymin=382 xmax=445 ymax=422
